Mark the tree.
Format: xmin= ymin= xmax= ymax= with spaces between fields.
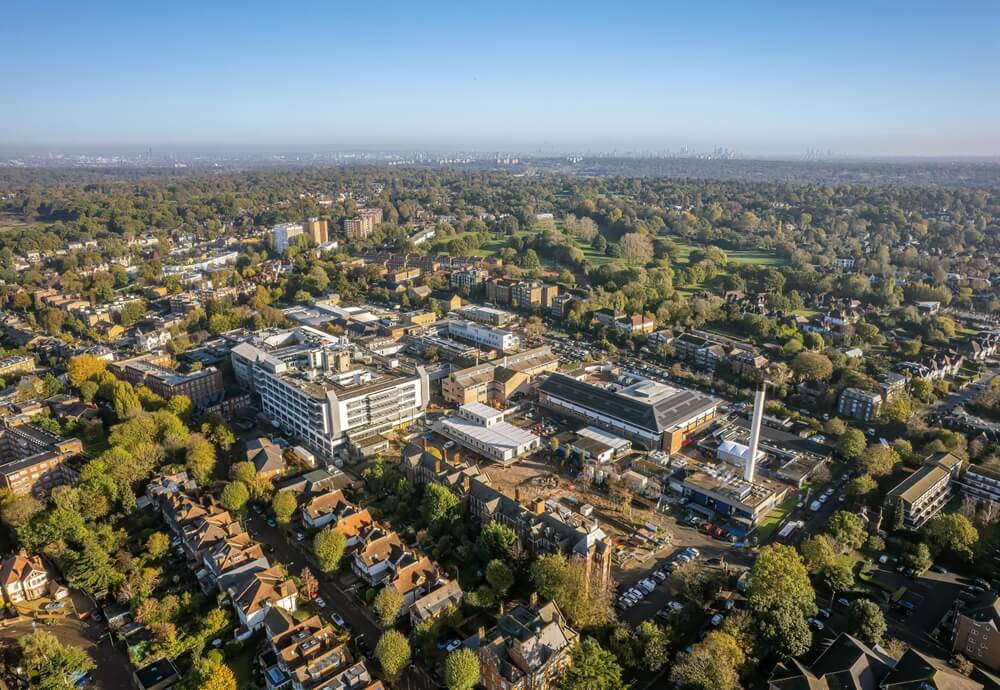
xmin=79 ymin=380 xmax=99 ymax=402
xmin=165 ymin=394 xmax=192 ymax=420
xmin=827 ymin=511 xmax=867 ymax=552
xmin=485 ymin=559 xmax=514 ymax=596
xmin=529 ymin=553 xmax=613 ymax=628
xmin=671 ymin=630 xmax=744 ymax=690
xmin=312 ymin=527 xmax=346 ymax=572
xmin=0 ymin=491 xmax=43 ymax=528
xmin=220 ymin=481 xmax=250 ymax=512
xmin=847 ymin=474 xmax=878 ymax=499
xmin=444 ymin=648 xmax=480 ymax=690
xmin=112 ymin=381 xmax=142 ymax=420
xmin=748 ymin=544 xmax=816 ymax=657
xmin=66 ymin=536 xmax=125 ymax=595
xmin=879 ymin=395 xmax=913 ymax=425
xmin=620 ymin=233 xmax=654 ymax=266
xmin=800 ymin=535 xmax=838 ymax=573
xmin=790 ymin=351 xmax=833 ymax=382
xmin=902 ymin=542 xmax=933 ymax=572
xmin=272 ymin=490 xmax=298 ymax=525
xmin=374 ymin=587 xmax=404 ymax=627
xmin=838 ymin=429 xmax=867 ymax=460
xmin=557 ymin=639 xmax=626 ymax=690
xmin=891 ymin=498 xmax=906 ymax=531
xmin=67 ymin=354 xmax=108 ymax=388
xmin=858 ymin=445 xmax=898 ymax=478
xmin=847 ymin=599 xmax=887 ymax=645
xmin=300 ymin=567 xmax=319 ymax=600
xmin=477 ymin=521 xmax=518 ymax=560
xmin=422 ymin=483 xmax=460 ymax=526
xmin=375 ymin=630 xmax=410 ymax=681
xmin=185 ymin=434 xmax=217 ymax=485
xmin=146 ymin=531 xmax=171 ymax=560
xmin=200 ymin=660 xmax=237 ymax=690
xmin=19 ymin=629 xmax=96 ymax=690
xmin=925 ymin=513 xmax=979 ymax=560
xmin=636 ymin=620 xmax=669 ymax=672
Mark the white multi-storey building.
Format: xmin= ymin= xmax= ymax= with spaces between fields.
xmin=232 ymin=329 xmax=428 ymax=460
xmin=272 ymin=223 xmax=304 ymax=255
xmin=440 ymin=319 xmax=520 ymax=353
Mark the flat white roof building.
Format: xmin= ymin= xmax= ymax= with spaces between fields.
xmin=436 ymin=403 xmax=539 ymax=466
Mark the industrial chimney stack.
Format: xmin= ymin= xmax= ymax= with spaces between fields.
xmin=745 ymin=384 xmax=767 ymax=483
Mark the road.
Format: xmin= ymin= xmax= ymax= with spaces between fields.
xmin=245 ymin=513 xmax=437 ymax=690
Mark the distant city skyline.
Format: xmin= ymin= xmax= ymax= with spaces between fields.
xmin=4 ymin=1 xmax=999 ymax=156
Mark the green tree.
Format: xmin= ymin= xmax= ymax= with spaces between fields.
xmin=838 ymin=429 xmax=867 ymax=460
xmin=902 ymin=542 xmax=933 ymax=572
xmin=858 ymin=445 xmax=898 ymax=478
xmin=146 ymin=531 xmax=171 ymax=560
xmin=422 ymin=483 xmax=460 ymax=526
xmin=112 ymin=380 xmax=142 ymax=420
xmin=67 ymin=354 xmax=108 ymax=388
xmin=374 ymin=587 xmax=404 ymax=627
xmin=19 ymin=629 xmax=96 ymax=690
xmin=66 ymin=535 xmax=125 ymax=595
xmin=826 ymin=511 xmax=867 ymax=552
xmin=185 ymin=434 xmax=217 ymax=484
xmin=925 ymin=513 xmax=979 ymax=560
xmin=636 ymin=620 xmax=669 ymax=672
xmin=485 ymin=559 xmax=514 ymax=596
xmin=0 ymin=491 xmax=44 ymax=528
xmin=891 ymin=498 xmax=906 ymax=531
xmin=747 ymin=544 xmax=816 ymax=657
xmin=557 ymin=639 xmax=626 ymax=690
xmin=375 ymin=630 xmax=411 ymax=681
xmin=312 ymin=527 xmax=346 ymax=572
xmin=220 ymin=481 xmax=250 ymax=512
xmin=165 ymin=394 xmax=192 ymax=420
xmin=671 ymin=630 xmax=745 ymax=690
xmin=444 ymin=648 xmax=480 ymax=690
xmin=477 ymin=521 xmax=518 ymax=560
xmin=847 ymin=474 xmax=878 ymax=499
xmin=800 ymin=535 xmax=838 ymax=573
xmin=790 ymin=351 xmax=833 ymax=382
xmin=847 ymin=599 xmax=887 ymax=645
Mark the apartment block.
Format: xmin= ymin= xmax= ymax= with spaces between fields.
xmin=0 ymin=421 xmax=82 ymax=498
xmin=886 ymin=452 xmax=962 ymax=529
xmin=837 ymin=387 xmax=883 ymax=422
xmin=111 ymin=354 xmax=224 ymax=408
xmin=273 ymin=223 xmax=304 ymax=255
xmin=304 ymin=217 xmax=329 ymax=245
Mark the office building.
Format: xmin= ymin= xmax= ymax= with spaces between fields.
xmin=441 ymin=346 xmax=558 ymax=405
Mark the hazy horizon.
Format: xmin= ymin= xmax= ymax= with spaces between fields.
xmin=4 ymin=1 xmax=999 ymax=157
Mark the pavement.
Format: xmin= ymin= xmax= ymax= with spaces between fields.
xmin=246 ymin=512 xmax=438 ymax=690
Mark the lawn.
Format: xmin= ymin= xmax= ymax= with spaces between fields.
xmin=755 ymin=491 xmax=799 ymax=542
xmin=225 ymin=643 xmax=258 ymax=688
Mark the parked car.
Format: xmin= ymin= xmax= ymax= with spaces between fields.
xmin=710 ymin=613 xmax=724 ymax=626
xmin=808 ymin=617 xmax=825 ymax=630
xmin=836 ymin=597 xmax=850 ymax=607
xmin=331 ymin=612 xmax=346 ymax=627
xmin=314 ymin=597 xmax=327 ymax=608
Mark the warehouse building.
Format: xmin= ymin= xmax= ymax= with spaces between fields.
xmin=435 ymin=403 xmax=540 ymax=466
xmin=538 ymin=373 xmax=720 ymax=452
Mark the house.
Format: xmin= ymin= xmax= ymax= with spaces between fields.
xmin=352 ymin=531 xmax=406 ymax=586
xmin=132 ymin=659 xmax=181 ymax=690
xmin=384 ymin=555 xmax=440 ymax=609
xmin=472 ymin=601 xmax=578 ymax=690
xmin=410 ymin=579 xmax=464 ymax=627
xmin=245 ymin=438 xmax=287 ymax=480
xmin=260 ymin=613 xmax=359 ymax=690
xmin=429 ymin=291 xmax=462 ymax=313
xmin=952 ymin=593 xmax=1000 ymax=672
xmin=882 ymin=648 xmax=986 ymax=689
xmin=301 ymin=490 xmax=351 ymax=529
xmin=200 ymin=532 xmax=269 ymax=591
xmin=228 ymin=566 xmax=298 ymax=632
xmin=0 ymin=550 xmax=67 ymax=605
xmin=769 ymin=633 xmax=894 ymax=690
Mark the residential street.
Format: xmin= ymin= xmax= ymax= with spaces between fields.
xmin=245 ymin=512 xmax=438 ymax=690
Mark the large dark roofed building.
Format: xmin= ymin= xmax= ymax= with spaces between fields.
xmin=537 ymin=373 xmax=719 ymax=452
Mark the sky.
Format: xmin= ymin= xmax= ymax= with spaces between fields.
xmin=2 ymin=1 xmax=999 ymax=157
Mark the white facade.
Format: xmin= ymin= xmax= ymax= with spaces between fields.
xmin=273 ymin=223 xmax=304 ymax=255
xmin=435 ymin=403 xmax=540 ymax=464
xmin=442 ymin=319 xmax=520 ymax=352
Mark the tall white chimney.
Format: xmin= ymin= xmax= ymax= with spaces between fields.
xmin=745 ymin=384 xmax=766 ymax=483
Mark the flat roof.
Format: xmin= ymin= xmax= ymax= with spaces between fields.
xmin=438 ymin=416 xmax=538 ymax=456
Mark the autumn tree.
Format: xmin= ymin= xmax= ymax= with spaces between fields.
xmin=313 ymin=527 xmax=346 ymax=572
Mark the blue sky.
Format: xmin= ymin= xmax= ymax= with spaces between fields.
xmin=3 ymin=1 xmax=999 ymax=155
